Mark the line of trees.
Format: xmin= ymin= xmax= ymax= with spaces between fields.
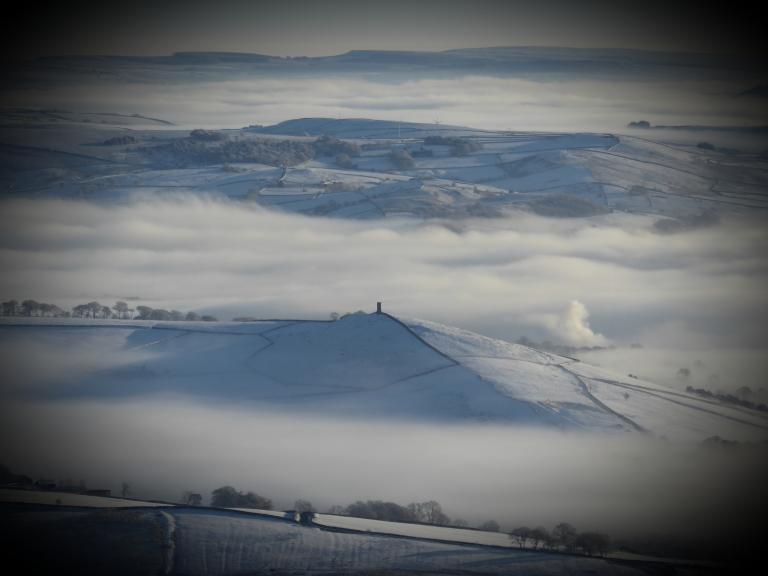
xmin=388 ymin=148 xmax=415 ymax=170
xmin=0 ymin=299 xmax=217 ymax=322
xmin=323 ymin=499 xmax=498 ymax=531
xmin=193 ymin=491 xmax=504 ymax=533
xmin=11 ymin=461 xmax=615 ymax=559
xmin=326 ymin=499 xmax=450 ymax=525
xmin=686 ymin=385 xmax=768 ymax=412
xmin=423 ymin=135 xmax=483 ymax=156
xmin=509 ymin=522 xmax=611 ymax=557
xmin=147 ymin=132 xmax=360 ymax=169
xmin=210 ymin=486 xmax=273 ymax=509
xmin=1 ymin=299 xmax=66 ymax=318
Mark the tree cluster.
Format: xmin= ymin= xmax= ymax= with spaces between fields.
xmin=388 ymin=148 xmax=415 ymax=170
xmin=423 ymin=135 xmax=482 ymax=156
xmin=147 ymin=137 xmax=315 ymax=168
xmin=313 ymin=135 xmax=360 ymax=158
xmin=133 ymin=305 xmax=217 ymax=322
xmin=326 ymin=499 xmax=456 ymax=526
xmin=210 ymin=486 xmax=273 ymax=509
xmin=101 ymin=135 xmax=137 ymax=146
xmin=1 ymin=299 xmax=67 ymax=318
xmin=146 ymin=133 xmax=360 ymax=169
xmin=0 ymin=299 xmax=216 ymax=322
xmin=190 ymin=129 xmax=227 ymax=141
xmin=508 ymin=522 xmax=611 ymax=557
xmin=335 ymin=153 xmax=356 ymax=169
xmin=686 ymin=385 xmax=767 ymax=412
xmin=181 ymin=491 xmax=203 ymax=505
xmin=327 ymin=499 xmax=502 ymax=531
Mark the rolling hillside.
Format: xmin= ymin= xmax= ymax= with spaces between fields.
xmin=3 ymin=312 xmax=766 ymax=442
xmin=2 ymin=113 xmax=766 ymax=221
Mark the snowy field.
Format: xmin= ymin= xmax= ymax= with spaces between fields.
xmin=0 ymin=488 xmax=169 ymax=508
xmin=0 ymin=487 xmax=688 ymax=575
xmin=169 ymin=507 xmax=649 ymax=576
xmin=2 ymin=314 xmax=766 ymax=442
xmin=2 ymin=113 xmax=766 ymax=221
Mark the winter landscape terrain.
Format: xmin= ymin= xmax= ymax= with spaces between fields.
xmin=2 ymin=491 xmax=704 ymax=576
xmin=2 ymin=6 xmax=768 ymax=573
xmin=2 ymin=313 xmax=766 ymax=442
xmin=2 ymin=111 xmax=767 ymax=221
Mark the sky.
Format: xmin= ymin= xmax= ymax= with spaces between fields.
xmin=2 ymin=0 xmax=767 ymax=60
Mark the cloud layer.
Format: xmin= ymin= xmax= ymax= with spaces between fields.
xmin=1 ymin=399 xmax=766 ymax=538
xmin=1 ymin=195 xmax=767 ymax=398
xmin=5 ymin=73 xmax=766 ymax=140
xmin=1 ymin=196 xmax=766 ymax=351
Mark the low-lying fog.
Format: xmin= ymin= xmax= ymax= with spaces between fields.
xmin=1 ymin=196 xmax=766 ymax=548
xmin=1 ymin=398 xmax=766 ymax=538
xmin=4 ymin=71 xmax=767 ymax=151
xmin=1 ymin=196 xmax=766 ymax=394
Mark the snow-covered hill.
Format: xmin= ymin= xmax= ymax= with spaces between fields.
xmin=3 ymin=114 xmax=766 ymax=221
xmin=0 ymin=492 xmax=660 ymax=575
xmin=4 ymin=313 xmax=766 ymax=442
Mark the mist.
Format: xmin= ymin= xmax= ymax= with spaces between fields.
xmin=1 ymin=196 xmax=767 ymax=354
xmin=1 ymin=397 xmax=766 ymax=540
xmin=4 ymin=73 xmax=766 ymax=145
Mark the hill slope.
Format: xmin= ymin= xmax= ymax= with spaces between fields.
xmin=3 ymin=114 xmax=766 ymax=220
xmin=3 ymin=313 xmax=766 ymax=442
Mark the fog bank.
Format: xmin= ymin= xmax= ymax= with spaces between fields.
xmin=1 ymin=196 xmax=766 ymax=356
xmin=1 ymin=398 xmax=765 ymax=538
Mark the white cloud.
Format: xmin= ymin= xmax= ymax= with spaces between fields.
xmin=1 ymin=398 xmax=764 ymax=537
xmin=4 ymin=73 xmax=764 ymax=136
xmin=551 ymin=299 xmax=609 ymax=347
xmin=1 ymin=196 xmax=766 ymax=354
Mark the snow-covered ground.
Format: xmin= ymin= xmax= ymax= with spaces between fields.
xmin=0 ymin=488 xmax=169 ymax=508
xmin=168 ymin=507 xmax=648 ymax=575
xmin=3 ymin=314 xmax=766 ymax=442
xmin=0 ymin=488 xmax=723 ymax=574
xmin=3 ymin=114 xmax=766 ymax=220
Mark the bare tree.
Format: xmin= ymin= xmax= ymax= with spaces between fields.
xmin=113 ymin=301 xmax=129 ymax=319
xmin=509 ymin=526 xmax=533 ymax=549
xmin=211 ymin=486 xmax=272 ymax=509
xmin=182 ymin=491 xmax=203 ymax=505
xmin=574 ymin=532 xmax=611 ymax=557
xmin=388 ymin=148 xmax=415 ymax=170
xmin=294 ymin=499 xmax=316 ymax=513
xmin=73 ymin=304 xmax=89 ymax=318
xmin=407 ymin=500 xmax=450 ymax=525
xmin=1 ymin=300 xmax=18 ymax=316
xmin=552 ymin=522 xmax=577 ymax=551
xmin=21 ymin=299 xmax=40 ymax=317
xmin=136 ymin=306 xmax=153 ymax=320
xmin=478 ymin=520 xmax=500 ymax=532
xmin=530 ymin=527 xmax=551 ymax=549
xmin=86 ymin=301 xmax=103 ymax=319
